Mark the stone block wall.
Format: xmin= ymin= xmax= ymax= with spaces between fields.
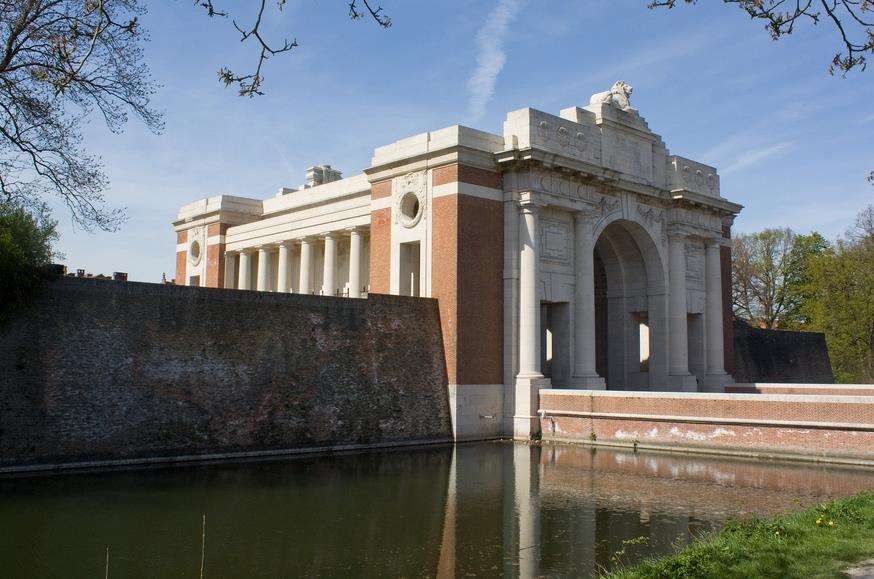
xmin=732 ymin=320 xmax=834 ymax=383
xmin=0 ymin=278 xmax=452 ymax=469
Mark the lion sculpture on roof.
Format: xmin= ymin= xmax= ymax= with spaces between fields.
xmin=589 ymin=81 xmax=634 ymax=111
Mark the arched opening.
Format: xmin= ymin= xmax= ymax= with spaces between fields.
xmin=593 ymin=219 xmax=667 ymax=390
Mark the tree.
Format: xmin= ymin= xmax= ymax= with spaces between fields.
xmin=731 ymin=228 xmax=828 ymax=329
xmin=649 ymin=0 xmax=874 ymax=75
xmin=197 ymin=0 xmax=391 ymax=97
xmin=804 ymin=205 xmax=874 ymax=383
xmin=0 ymin=200 xmax=57 ymax=324
xmin=0 ymin=1 xmax=389 ymax=232
xmin=783 ymin=231 xmax=831 ymax=327
xmin=0 ymin=0 xmax=161 ymax=231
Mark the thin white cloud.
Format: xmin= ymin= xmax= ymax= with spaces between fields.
xmin=863 ymin=112 xmax=874 ymax=123
xmin=467 ymin=0 xmax=525 ymax=122
xmin=722 ymin=141 xmax=795 ymax=175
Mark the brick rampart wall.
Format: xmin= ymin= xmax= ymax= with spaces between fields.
xmin=726 ymin=383 xmax=874 ymax=396
xmin=0 ymin=278 xmax=452 ymax=469
xmin=539 ymin=390 xmax=874 ymax=463
xmin=733 ymin=320 xmax=834 ymax=383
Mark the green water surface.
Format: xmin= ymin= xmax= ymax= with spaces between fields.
xmin=1 ymin=442 xmax=872 ymax=578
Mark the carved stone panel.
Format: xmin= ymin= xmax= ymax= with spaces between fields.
xmin=685 ymin=241 xmax=705 ymax=292
xmin=540 ymin=218 xmax=571 ymax=265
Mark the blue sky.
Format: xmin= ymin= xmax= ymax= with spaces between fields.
xmin=61 ymin=0 xmax=874 ymax=281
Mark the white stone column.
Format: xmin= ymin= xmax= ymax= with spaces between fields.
xmin=256 ymin=246 xmax=270 ymax=292
xmin=348 ymin=227 xmax=362 ymax=298
xmin=667 ymin=232 xmax=696 ymax=391
xmin=238 ymin=249 xmax=252 ymax=291
xmin=515 ymin=198 xmax=550 ymax=440
xmin=572 ymin=210 xmax=605 ymax=389
xmin=223 ymin=251 xmax=236 ymax=289
xmin=277 ymin=242 xmax=292 ymax=293
xmin=518 ymin=201 xmax=542 ymax=378
xmin=299 ymin=238 xmax=313 ymax=294
xmin=701 ymin=238 xmax=732 ymax=391
xmin=322 ymin=233 xmax=337 ymax=296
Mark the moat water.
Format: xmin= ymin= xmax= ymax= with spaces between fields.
xmin=1 ymin=442 xmax=873 ymax=578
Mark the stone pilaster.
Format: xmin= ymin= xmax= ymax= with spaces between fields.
xmin=701 ymin=238 xmax=732 ymax=391
xmin=223 ymin=251 xmax=236 ymax=289
xmin=515 ymin=197 xmax=550 ymax=439
xmin=572 ymin=209 xmax=605 ymax=389
xmin=667 ymin=232 xmax=697 ymax=391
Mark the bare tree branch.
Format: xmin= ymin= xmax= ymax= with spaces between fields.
xmin=649 ymin=0 xmax=873 ymax=74
xmin=0 ymin=0 xmax=162 ymax=231
xmin=196 ymin=0 xmax=390 ymax=96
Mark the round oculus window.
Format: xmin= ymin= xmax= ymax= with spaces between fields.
xmin=189 ymin=239 xmax=202 ymax=265
xmin=399 ymin=191 xmax=423 ymax=228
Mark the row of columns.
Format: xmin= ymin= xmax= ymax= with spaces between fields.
xmin=224 ymin=227 xmax=365 ymax=297
xmin=667 ymin=232 xmax=728 ymax=389
xmin=514 ymin=200 xmax=728 ymax=398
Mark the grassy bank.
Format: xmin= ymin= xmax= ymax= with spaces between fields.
xmin=605 ymin=491 xmax=874 ymax=579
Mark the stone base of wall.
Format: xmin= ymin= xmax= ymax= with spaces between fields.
xmin=447 ymin=384 xmax=504 ymax=441
xmin=538 ymin=390 xmax=874 ymax=465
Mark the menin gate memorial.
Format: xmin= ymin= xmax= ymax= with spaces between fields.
xmin=173 ymin=82 xmax=743 ymax=441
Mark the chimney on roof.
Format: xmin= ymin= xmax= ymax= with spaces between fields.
xmin=305 ymin=164 xmax=342 ymax=188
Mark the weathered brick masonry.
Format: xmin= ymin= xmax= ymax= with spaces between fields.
xmin=539 ymin=390 xmax=874 ymax=463
xmin=0 ymin=278 xmax=452 ymax=468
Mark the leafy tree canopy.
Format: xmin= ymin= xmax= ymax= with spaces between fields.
xmin=0 ymin=201 xmax=57 ymax=324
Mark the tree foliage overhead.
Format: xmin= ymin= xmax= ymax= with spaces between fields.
xmin=0 ymin=0 xmax=163 ymax=231
xmin=649 ymin=0 xmax=874 ymax=75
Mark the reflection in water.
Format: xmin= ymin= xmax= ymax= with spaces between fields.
xmin=1 ymin=443 xmax=872 ymax=578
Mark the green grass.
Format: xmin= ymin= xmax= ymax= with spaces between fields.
xmin=603 ymin=491 xmax=874 ymax=579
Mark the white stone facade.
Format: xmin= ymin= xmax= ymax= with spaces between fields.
xmin=173 ymin=82 xmax=742 ymax=441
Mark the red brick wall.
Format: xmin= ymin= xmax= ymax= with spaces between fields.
xmin=431 ymin=195 xmax=459 ymax=384
xmin=205 ymin=223 xmax=229 ymax=288
xmin=369 ymin=206 xmax=391 ymax=294
xmin=371 ymin=180 xmax=392 ymax=199
xmin=430 ymin=164 xmax=504 ymax=386
xmin=433 ymin=164 xmax=502 ymax=189
xmin=539 ymin=391 xmax=874 ymax=461
xmin=457 ymin=195 xmax=503 ymax=385
xmin=175 ymin=230 xmax=187 ymax=285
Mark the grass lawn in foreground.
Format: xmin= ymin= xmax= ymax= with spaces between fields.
xmin=604 ymin=491 xmax=874 ymax=579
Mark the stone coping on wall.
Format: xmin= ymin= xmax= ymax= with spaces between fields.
xmin=539 ymin=389 xmax=874 ymax=405
xmin=45 ymin=277 xmax=431 ymax=308
xmin=727 ymin=383 xmax=874 ymax=396
xmin=735 ymin=383 xmax=874 ymax=390
xmin=538 ymin=389 xmax=874 ymax=427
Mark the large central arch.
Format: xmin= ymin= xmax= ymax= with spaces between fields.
xmin=593 ymin=219 xmax=668 ymax=390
